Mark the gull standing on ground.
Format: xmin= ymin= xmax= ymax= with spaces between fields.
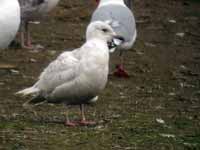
xmin=0 ymin=0 xmax=20 ymax=49
xmin=18 ymin=0 xmax=60 ymax=49
xmin=16 ymin=21 xmax=124 ymax=126
xmin=91 ymin=0 xmax=136 ymax=78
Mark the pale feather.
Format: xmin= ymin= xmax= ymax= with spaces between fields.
xmin=0 ymin=0 xmax=20 ymax=48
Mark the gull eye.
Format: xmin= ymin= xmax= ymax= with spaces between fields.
xmin=102 ymin=28 xmax=109 ymax=33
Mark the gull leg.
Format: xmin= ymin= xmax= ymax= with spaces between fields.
xmin=113 ymin=51 xmax=130 ymax=78
xmin=25 ymin=22 xmax=33 ymax=49
xmin=20 ymin=29 xmax=26 ymax=49
xmin=64 ymin=107 xmax=77 ymax=127
xmin=79 ymin=104 xmax=96 ymax=126
xmin=20 ymin=22 xmax=33 ymax=49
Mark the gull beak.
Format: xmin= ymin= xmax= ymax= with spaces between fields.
xmin=108 ymin=35 xmax=125 ymax=52
xmin=113 ymin=35 xmax=125 ymax=46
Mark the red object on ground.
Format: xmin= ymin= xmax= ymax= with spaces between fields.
xmin=113 ymin=64 xmax=130 ymax=78
xmin=96 ymin=0 xmax=100 ymax=5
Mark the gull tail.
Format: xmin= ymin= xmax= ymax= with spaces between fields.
xmin=15 ymin=86 xmax=39 ymax=96
xmin=16 ymin=86 xmax=46 ymax=108
xmin=23 ymin=95 xmax=46 ymax=108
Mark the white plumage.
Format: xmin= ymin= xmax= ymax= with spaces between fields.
xmin=17 ymin=21 xmax=123 ymax=126
xmin=0 ymin=0 xmax=20 ymax=49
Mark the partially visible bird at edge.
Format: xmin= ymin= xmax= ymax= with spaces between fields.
xmin=18 ymin=0 xmax=60 ymax=49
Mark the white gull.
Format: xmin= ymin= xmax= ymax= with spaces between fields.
xmin=16 ymin=21 xmax=124 ymax=126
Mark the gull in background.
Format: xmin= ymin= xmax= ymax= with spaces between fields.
xmin=92 ymin=0 xmax=137 ymax=78
xmin=0 ymin=0 xmax=20 ymax=49
xmin=16 ymin=21 xmax=124 ymax=126
xmin=18 ymin=0 xmax=60 ymax=49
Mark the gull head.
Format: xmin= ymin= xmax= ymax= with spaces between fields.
xmin=86 ymin=21 xmax=124 ymax=47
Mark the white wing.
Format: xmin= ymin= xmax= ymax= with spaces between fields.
xmin=35 ymin=50 xmax=80 ymax=94
xmin=47 ymin=40 xmax=109 ymax=104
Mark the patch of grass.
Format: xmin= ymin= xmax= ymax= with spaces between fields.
xmin=173 ymin=117 xmax=197 ymax=130
xmin=0 ymin=121 xmax=25 ymax=130
xmin=190 ymin=0 xmax=200 ymax=3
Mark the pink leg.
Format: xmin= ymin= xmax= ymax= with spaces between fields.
xmin=79 ymin=104 xmax=96 ymax=126
xmin=20 ymin=23 xmax=33 ymax=49
xmin=25 ymin=23 xmax=33 ymax=49
xmin=65 ymin=121 xmax=77 ymax=127
xmin=64 ymin=108 xmax=78 ymax=127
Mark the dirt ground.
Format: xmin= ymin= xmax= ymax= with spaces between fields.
xmin=0 ymin=0 xmax=200 ymax=149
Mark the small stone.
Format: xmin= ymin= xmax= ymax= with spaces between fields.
xmin=168 ymin=19 xmax=176 ymax=23
xmin=168 ymin=92 xmax=176 ymax=96
xmin=145 ymin=42 xmax=156 ymax=47
xmin=180 ymin=65 xmax=187 ymax=70
xmin=160 ymin=133 xmax=175 ymax=138
xmin=156 ymin=118 xmax=165 ymax=124
xmin=95 ymin=125 xmax=104 ymax=130
xmin=10 ymin=69 xmax=20 ymax=75
xmin=29 ymin=21 xmax=40 ymax=24
xmin=30 ymin=58 xmax=37 ymax=63
xmin=119 ymin=92 xmax=124 ymax=95
xmin=176 ymin=32 xmax=185 ymax=37
xmin=0 ymin=82 xmax=5 ymax=86
xmin=35 ymin=44 xmax=44 ymax=50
